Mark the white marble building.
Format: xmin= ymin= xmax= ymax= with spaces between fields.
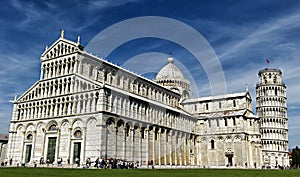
xmin=182 ymin=91 xmax=262 ymax=167
xmin=256 ymin=69 xmax=289 ymax=167
xmin=6 ymin=32 xmax=288 ymax=168
xmin=0 ymin=134 xmax=8 ymax=163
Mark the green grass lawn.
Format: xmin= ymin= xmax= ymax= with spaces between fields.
xmin=0 ymin=168 xmax=299 ymax=177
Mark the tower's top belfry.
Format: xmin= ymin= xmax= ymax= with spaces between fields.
xmin=257 ymin=68 xmax=283 ymax=87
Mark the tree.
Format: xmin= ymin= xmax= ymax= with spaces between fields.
xmin=291 ymin=146 xmax=300 ymax=168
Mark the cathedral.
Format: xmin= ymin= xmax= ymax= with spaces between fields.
xmin=6 ymin=32 xmax=289 ymax=168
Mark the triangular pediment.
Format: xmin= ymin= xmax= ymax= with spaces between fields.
xmin=41 ymin=37 xmax=84 ymax=61
xmin=15 ymin=74 xmax=103 ymax=103
xmin=73 ymin=74 xmax=103 ymax=92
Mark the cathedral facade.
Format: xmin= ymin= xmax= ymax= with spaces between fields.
xmin=6 ymin=33 xmax=289 ymax=168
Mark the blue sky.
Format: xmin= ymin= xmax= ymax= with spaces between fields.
xmin=0 ymin=0 xmax=300 ymax=148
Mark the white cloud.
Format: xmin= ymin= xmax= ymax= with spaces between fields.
xmin=88 ymin=0 xmax=139 ymax=9
xmin=9 ymin=0 xmax=44 ymax=27
xmin=218 ymin=12 xmax=300 ymax=61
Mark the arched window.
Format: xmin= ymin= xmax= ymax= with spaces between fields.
xmin=273 ymin=76 xmax=277 ymax=83
xmin=211 ymin=140 xmax=215 ymax=149
xmin=27 ymin=134 xmax=33 ymax=140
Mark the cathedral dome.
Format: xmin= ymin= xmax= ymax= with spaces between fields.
xmin=155 ymin=56 xmax=185 ymax=80
xmin=155 ymin=55 xmax=190 ymax=100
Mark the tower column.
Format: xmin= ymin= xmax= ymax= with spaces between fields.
xmin=256 ymin=68 xmax=288 ymax=167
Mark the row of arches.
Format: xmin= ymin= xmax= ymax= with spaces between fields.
xmin=129 ymin=80 xmax=179 ymax=108
xmin=16 ymin=117 xmax=97 ymax=137
xmin=261 ymin=129 xmax=288 ymax=140
xmin=256 ymin=97 xmax=286 ymax=107
xmin=37 ymin=56 xmax=181 ymax=111
xmin=262 ymin=73 xmax=279 ymax=84
xmin=155 ymin=79 xmax=190 ymax=91
xmin=258 ymin=71 xmax=281 ymax=84
xmin=19 ymin=76 xmax=98 ymax=104
xmin=74 ymin=79 xmax=95 ymax=92
xmin=79 ymin=58 xmax=180 ymax=108
xmin=256 ymin=86 xmax=286 ymax=97
xmin=116 ymin=75 xmax=180 ymax=108
xmin=104 ymin=116 xmax=195 ymax=166
xmin=256 ymin=107 xmax=287 ymax=118
xmin=201 ymin=135 xmax=245 ymax=144
xmin=16 ymin=86 xmax=194 ymax=133
xmin=20 ymin=76 xmax=74 ymax=102
xmin=262 ymin=140 xmax=288 ymax=152
xmin=16 ymin=91 xmax=99 ymax=120
xmin=205 ymin=117 xmax=238 ymax=129
xmin=42 ymin=56 xmax=76 ymax=79
xmin=260 ymin=118 xmax=287 ymax=128
xmin=105 ymin=91 xmax=194 ymax=132
xmin=20 ymin=75 xmax=98 ymax=103
xmin=262 ymin=140 xmax=287 ymax=145
xmin=199 ymin=135 xmax=262 ymax=167
xmin=45 ymin=42 xmax=77 ymax=59
xmin=186 ymin=98 xmax=239 ymax=113
xmin=10 ymin=116 xmax=98 ymax=165
xmin=201 ymin=117 xmax=260 ymax=133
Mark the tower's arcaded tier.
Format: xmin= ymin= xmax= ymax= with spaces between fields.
xmin=256 ymin=68 xmax=288 ymax=168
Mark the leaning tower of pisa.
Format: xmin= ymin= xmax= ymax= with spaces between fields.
xmin=256 ymin=68 xmax=289 ymax=168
